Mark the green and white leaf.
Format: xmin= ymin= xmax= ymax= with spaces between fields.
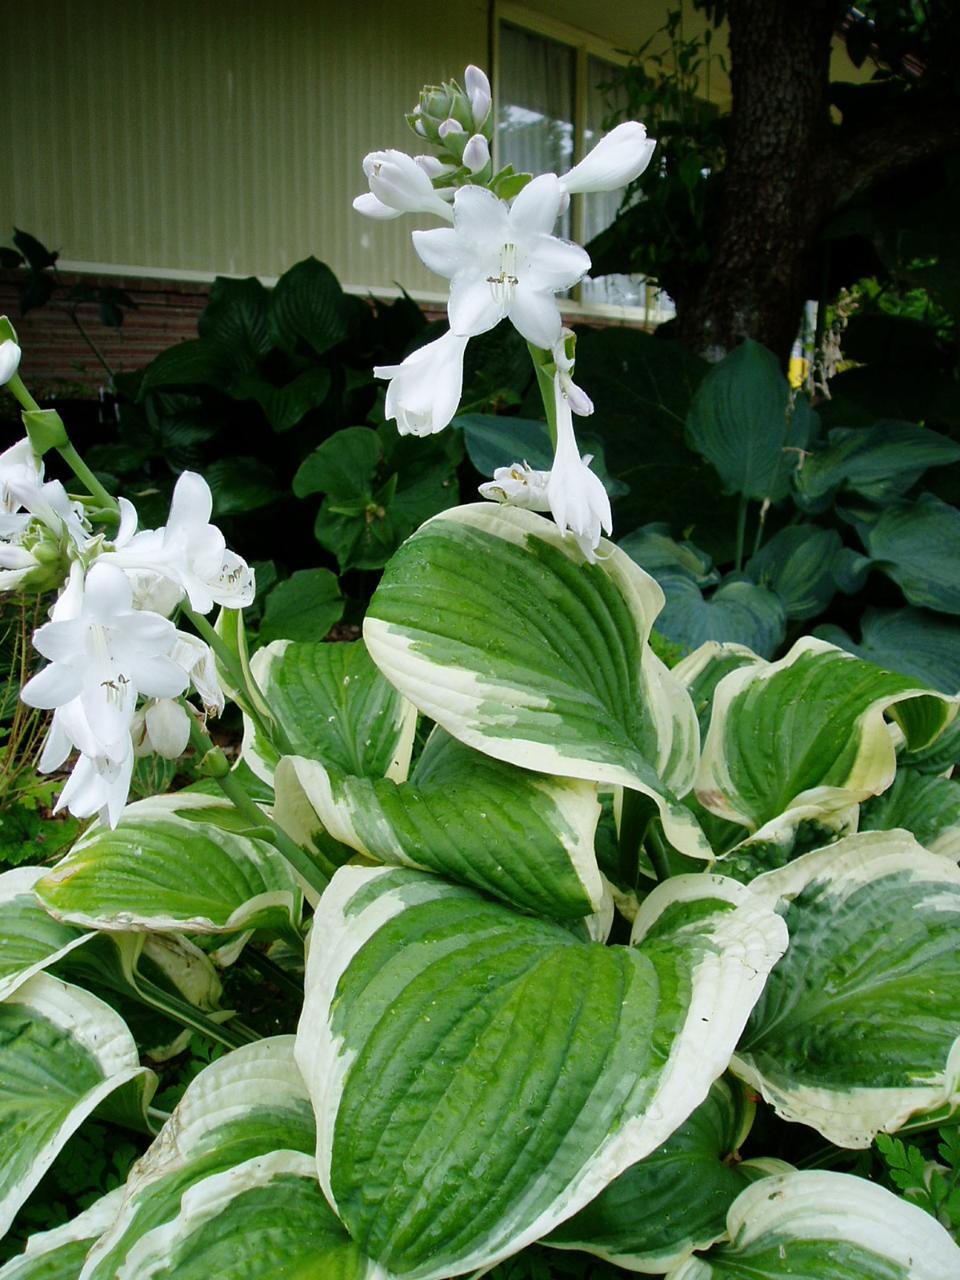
xmin=240 ymin=637 xmax=417 ymax=785
xmin=295 ymin=864 xmax=787 ymax=1278
xmin=364 ymin=503 xmax=710 ymax=859
xmin=545 ymin=1077 xmax=788 ymax=1273
xmin=80 ymin=1036 xmax=314 ymax=1280
xmin=666 ymin=1169 xmax=960 ymax=1279
xmin=816 ymin=606 xmax=960 ymax=696
xmin=696 ymin=636 xmax=957 ymax=831
xmin=114 ymin=1151 xmax=390 ymax=1280
xmin=0 ymin=1186 xmax=124 ymax=1280
xmin=672 ymin=642 xmax=765 ymax=741
xmin=0 ymin=974 xmax=157 ymax=1236
xmin=715 ymin=802 xmax=859 ymax=883
xmin=860 ymin=769 xmax=960 ymax=861
xmin=275 ymin=729 xmax=603 ymax=919
xmin=35 ymin=794 xmax=302 ymax=940
xmin=0 ymin=867 xmax=91 ymax=1001
xmin=733 ymin=830 xmax=960 ymax=1147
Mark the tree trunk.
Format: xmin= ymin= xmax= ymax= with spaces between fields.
xmin=674 ymin=0 xmax=842 ymax=363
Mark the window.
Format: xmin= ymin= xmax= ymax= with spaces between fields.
xmin=494 ymin=6 xmax=675 ymax=324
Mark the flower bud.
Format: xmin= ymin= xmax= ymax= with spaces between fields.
xmin=144 ymin=697 xmax=192 ymax=759
xmin=464 ymin=65 xmax=492 ymax=131
xmin=357 ymin=149 xmax=455 ymax=222
xmin=462 ymin=133 xmax=490 ymax=175
xmin=479 ymin=463 xmax=551 ymax=511
xmin=561 ymin=122 xmax=657 ymax=195
xmin=415 ymin=154 xmax=456 ymax=179
xmin=0 ymin=339 xmax=22 ymax=386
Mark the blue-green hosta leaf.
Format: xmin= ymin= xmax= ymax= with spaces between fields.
xmin=0 ymin=974 xmax=157 ymax=1236
xmin=35 ymin=794 xmax=302 ymax=940
xmin=241 ymin=637 xmax=417 ymax=786
xmin=685 ymin=340 xmax=811 ymax=502
xmin=295 ymin=864 xmax=787 ymax=1278
xmin=666 ymin=1170 xmax=960 ymax=1279
xmin=618 ymin=524 xmax=719 ymax=587
xmin=793 ymin=420 xmax=960 ymax=514
xmin=0 ymin=1186 xmax=124 ymax=1279
xmin=80 ymin=1037 xmax=315 ymax=1280
xmin=546 ymin=1077 xmax=788 ymax=1272
xmin=655 ymin=575 xmax=786 ymax=660
xmin=733 ymin=830 xmax=960 ymax=1147
xmin=696 ymin=637 xmax=958 ymax=831
xmin=0 ymin=866 xmax=91 ymax=1001
xmin=744 ymin=525 xmax=843 ymax=621
xmin=861 ymin=493 xmax=960 ymax=615
xmin=111 ymin=1151 xmax=389 ymax=1279
xmin=900 ymin=714 xmax=960 ymax=775
xmin=816 ymin=607 xmax=960 ymax=696
xmin=364 ymin=503 xmax=709 ymax=859
xmin=860 ymin=769 xmax=960 ymax=861
xmin=275 ymin=729 xmax=603 ymax=918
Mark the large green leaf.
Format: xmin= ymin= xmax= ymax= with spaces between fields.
xmin=685 ymin=341 xmax=811 ymax=502
xmin=241 ymin=637 xmax=416 ymax=785
xmin=619 ymin=524 xmax=719 ymax=587
xmin=204 ymin=456 xmax=281 ymax=516
xmin=666 ymin=1170 xmax=960 ymax=1279
xmin=0 ymin=1186 xmax=124 ymax=1279
xmin=268 ymin=256 xmax=348 ymax=356
xmin=860 ymin=493 xmax=960 ymax=614
xmin=363 ymin=503 xmax=710 ymax=858
xmin=546 ymin=1078 xmax=786 ymax=1272
xmin=81 ymin=1037 xmax=315 ymax=1280
xmin=672 ymin=643 xmax=765 ymax=741
xmin=138 ymin=340 xmax=235 ymax=395
xmin=197 ymin=276 xmax=272 ymax=371
xmin=295 ymin=864 xmax=787 ymax=1278
xmin=744 ymin=525 xmax=843 ymax=621
xmin=111 ymin=1152 xmax=388 ymax=1279
xmin=654 ymin=575 xmax=786 ymax=659
xmin=793 ymin=420 xmax=960 ymax=514
xmin=233 ymin=367 xmax=332 ymax=433
xmin=0 ymin=974 xmax=156 ymax=1236
xmin=695 ymin=637 xmax=957 ymax=831
xmin=860 ymin=768 xmax=960 ymax=864
xmin=734 ymin=830 xmax=960 ymax=1147
xmin=35 ymin=794 xmax=302 ymax=940
xmin=815 ymin=607 xmax=960 ymax=695
xmin=257 ymin=568 xmax=344 ymax=645
xmin=274 ymin=729 xmax=603 ymax=918
xmin=0 ymin=867 xmax=90 ymax=1001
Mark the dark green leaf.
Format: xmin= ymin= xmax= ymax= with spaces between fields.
xmin=815 ymin=607 xmax=960 ymax=695
xmin=655 ymin=574 xmax=786 ymax=658
xmin=258 ymin=569 xmax=344 ymax=645
xmin=204 ymin=457 xmax=282 ymax=516
xmin=268 ymin=257 xmax=348 ymax=357
xmin=12 ymin=228 xmax=58 ymax=271
xmin=233 ymin=367 xmax=332 ymax=432
xmin=745 ymin=525 xmax=843 ymax=621
xmin=293 ymin=426 xmax=380 ymax=499
xmin=198 ymin=276 xmax=272 ymax=371
xmin=139 ymin=340 xmax=236 ymax=395
xmin=861 ymin=493 xmax=960 ymax=614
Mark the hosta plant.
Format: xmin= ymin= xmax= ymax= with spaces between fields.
xmin=2 ymin=66 xmax=960 ymax=1280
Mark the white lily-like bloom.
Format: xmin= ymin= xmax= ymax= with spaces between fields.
xmin=412 ymin=174 xmax=591 ymax=349
xmin=102 ymin=471 xmax=255 ymax=615
xmin=55 ymin=734 xmax=135 ymax=828
xmin=479 ymin=462 xmax=551 ymax=511
xmin=21 ymin=561 xmax=187 ymax=746
xmin=464 ymin=65 xmax=491 ymax=129
xmin=560 ymin=122 xmax=657 ymax=194
xmin=354 ymin=149 xmax=455 ymax=222
xmin=375 ymin=329 xmax=470 ymax=436
xmin=546 ymin=376 xmax=612 ymax=562
xmin=0 ymin=437 xmax=88 ymax=549
xmin=173 ymin=629 xmax=225 ymax=715
xmin=0 ymin=339 xmax=21 ymax=386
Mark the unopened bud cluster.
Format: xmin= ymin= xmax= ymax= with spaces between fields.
xmin=406 ymin=66 xmax=494 ymax=185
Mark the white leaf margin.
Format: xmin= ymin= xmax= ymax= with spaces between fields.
xmin=0 ymin=1186 xmax=125 ymax=1279
xmin=0 ymin=866 xmax=93 ymax=1001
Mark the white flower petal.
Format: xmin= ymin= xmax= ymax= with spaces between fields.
xmin=561 ymin=122 xmax=657 ymax=194
xmin=448 ymin=273 xmax=503 ymax=338
xmin=523 ymin=233 xmax=591 ymax=291
xmin=20 ymin=661 xmax=83 ymax=710
xmin=0 ymin=340 xmax=21 ymax=386
xmin=505 ymin=284 xmax=563 ymax=348
xmin=167 ymin=470 xmax=213 ymax=533
xmin=451 ymin=184 xmax=512 ymax=253
xmin=376 ymin=331 xmax=469 ymax=436
xmin=145 ymin=698 xmax=191 ymax=759
xmin=412 ymin=228 xmax=464 ymax=280
xmin=509 ymin=173 xmax=564 ymax=237
xmin=83 ymin=562 xmax=134 ymax=618
xmin=353 ymin=192 xmax=403 ymax=220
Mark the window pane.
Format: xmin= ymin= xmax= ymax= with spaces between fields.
xmin=497 ymin=23 xmax=575 ymax=239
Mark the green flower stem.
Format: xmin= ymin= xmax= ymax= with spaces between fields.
xmin=734 ymin=495 xmax=749 ymax=573
xmin=188 ymin=720 xmax=333 ymax=895
xmin=7 ymin=372 xmax=118 ymax=513
xmin=527 ymin=341 xmax=558 ymax=449
xmin=646 ymin=821 xmax=674 ymax=884
xmin=181 ymin=606 xmax=293 ymax=756
xmin=242 ymin=945 xmax=304 ymax=1000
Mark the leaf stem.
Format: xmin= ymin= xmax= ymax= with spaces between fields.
xmin=188 ymin=720 xmax=331 ymax=896
xmin=646 ymin=822 xmax=674 ymax=883
xmin=734 ymin=496 xmax=748 ymax=573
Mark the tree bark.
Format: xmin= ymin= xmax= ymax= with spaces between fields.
xmin=674 ymin=0 xmax=842 ymax=362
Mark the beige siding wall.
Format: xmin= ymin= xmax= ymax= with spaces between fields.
xmin=4 ymin=0 xmax=488 ymax=295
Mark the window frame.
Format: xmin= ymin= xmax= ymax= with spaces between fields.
xmin=493 ymin=1 xmax=659 ymax=325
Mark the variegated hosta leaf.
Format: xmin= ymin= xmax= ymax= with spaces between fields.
xmin=0 ymin=1186 xmax=125 ymax=1280
xmin=364 ymin=503 xmax=710 ymax=859
xmin=241 ymin=637 xmax=417 ymax=785
xmin=666 ymin=1169 xmax=960 ymax=1279
xmin=113 ymin=1151 xmax=390 ymax=1280
xmin=733 ymin=830 xmax=960 ymax=1147
xmin=859 ymin=768 xmax=960 ymax=862
xmin=80 ymin=1036 xmax=315 ymax=1280
xmin=275 ymin=729 xmax=603 ymax=918
xmin=715 ymin=803 xmax=859 ymax=884
xmin=295 ymin=864 xmax=787 ymax=1279
xmin=35 ymin=794 xmax=302 ymax=941
xmin=696 ymin=636 xmax=957 ymax=831
xmin=545 ymin=1077 xmax=789 ymax=1273
xmin=0 ymin=974 xmax=157 ymax=1237
xmin=0 ymin=867 xmax=91 ymax=1001
xmin=672 ymin=642 xmax=765 ymax=741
